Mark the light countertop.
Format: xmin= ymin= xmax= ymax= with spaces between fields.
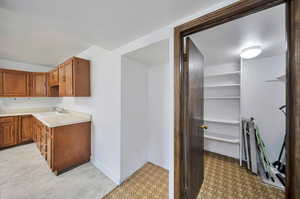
xmin=0 ymin=108 xmax=91 ymax=128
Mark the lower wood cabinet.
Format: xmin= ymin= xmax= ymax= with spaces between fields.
xmin=0 ymin=116 xmax=33 ymax=149
xmin=0 ymin=117 xmax=18 ymax=148
xmin=1 ymin=115 xmax=91 ymax=174
xmin=31 ymin=118 xmax=91 ymax=174
xmin=19 ymin=115 xmax=33 ymax=143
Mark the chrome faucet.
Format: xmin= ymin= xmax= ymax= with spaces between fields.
xmin=55 ymin=107 xmax=66 ymax=113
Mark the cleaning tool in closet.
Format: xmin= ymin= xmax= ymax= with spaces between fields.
xmin=254 ymin=124 xmax=275 ymax=182
xmin=242 ymin=118 xmax=275 ymax=181
xmin=242 ymin=118 xmax=258 ymax=174
xmin=272 ymin=105 xmax=286 ymax=174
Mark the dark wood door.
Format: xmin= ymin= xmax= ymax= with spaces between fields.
xmin=183 ymin=37 xmax=205 ymax=199
xmin=2 ymin=70 xmax=29 ymax=96
xmin=20 ymin=115 xmax=33 ymax=143
xmin=32 ymin=73 xmax=48 ymax=96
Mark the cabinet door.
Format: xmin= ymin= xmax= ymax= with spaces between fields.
xmin=59 ymin=65 xmax=66 ymax=96
xmin=49 ymin=68 xmax=59 ymax=86
xmin=65 ymin=61 xmax=73 ymax=96
xmin=35 ymin=122 xmax=41 ymax=148
xmin=32 ymin=73 xmax=47 ymax=96
xmin=32 ymin=119 xmax=36 ymax=142
xmin=41 ymin=126 xmax=47 ymax=158
xmin=32 ymin=118 xmax=39 ymax=143
xmin=2 ymin=70 xmax=29 ymax=96
xmin=46 ymin=131 xmax=53 ymax=168
xmin=20 ymin=115 xmax=33 ymax=143
xmin=0 ymin=72 xmax=3 ymax=95
xmin=0 ymin=117 xmax=17 ymax=148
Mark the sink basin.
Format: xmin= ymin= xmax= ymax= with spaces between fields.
xmin=36 ymin=111 xmax=67 ymax=118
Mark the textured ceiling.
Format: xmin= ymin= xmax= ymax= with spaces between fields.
xmin=0 ymin=0 xmax=224 ymax=66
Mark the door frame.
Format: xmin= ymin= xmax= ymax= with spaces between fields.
xmin=174 ymin=0 xmax=300 ymax=199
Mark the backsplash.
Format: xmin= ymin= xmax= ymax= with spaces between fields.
xmin=0 ymin=98 xmax=61 ymax=112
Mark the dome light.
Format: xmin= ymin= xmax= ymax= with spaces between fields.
xmin=240 ymin=46 xmax=262 ymax=59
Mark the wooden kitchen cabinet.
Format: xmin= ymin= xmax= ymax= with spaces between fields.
xmin=31 ymin=72 xmax=48 ymax=97
xmin=50 ymin=122 xmax=91 ymax=174
xmin=0 ymin=56 xmax=90 ymax=98
xmin=0 ymin=72 xmax=3 ymax=95
xmin=1 ymin=69 xmax=29 ymax=97
xmin=46 ymin=130 xmax=53 ymax=167
xmin=0 ymin=114 xmax=91 ymax=174
xmin=0 ymin=117 xmax=18 ymax=148
xmin=58 ymin=62 xmax=67 ymax=96
xmin=48 ymin=68 xmax=59 ymax=86
xmin=31 ymin=118 xmax=91 ymax=174
xmin=59 ymin=57 xmax=90 ymax=97
xmin=19 ymin=115 xmax=33 ymax=143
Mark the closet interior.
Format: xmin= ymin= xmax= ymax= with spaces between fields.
xmin=190 ymin=3 xmax=287 ymax=190
xmin=203 ymin=62 xmax=241 ymax=161
xmin=120 ymin=39 xmax=171 ymax=182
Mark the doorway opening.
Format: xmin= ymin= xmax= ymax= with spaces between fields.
xmin=104 ymin=39 xmax=171 ymax=198
xmin=174 ymin=1 xmax=299 ymax=199
xmin=188 ymin=4 xmax=286 ymax=198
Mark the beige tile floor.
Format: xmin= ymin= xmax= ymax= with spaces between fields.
xmin=0 ymin=143 xmax=116 ymax=199
xmin=103 ymin=152 xmax=284 ymax=199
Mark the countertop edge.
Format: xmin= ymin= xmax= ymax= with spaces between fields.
xmin=0 ymin=111 xmax=92 ymax=128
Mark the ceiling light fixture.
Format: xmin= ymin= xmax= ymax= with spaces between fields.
xmin=240 ymin=46 xmax=262 ymax=59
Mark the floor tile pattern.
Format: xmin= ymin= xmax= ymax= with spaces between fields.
xmin=103 ymin=163 xmax=169 ymax=199
xmin=103 ymin=152 xmax=284 ymax=199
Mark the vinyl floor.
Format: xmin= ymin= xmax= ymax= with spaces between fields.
xmin=103 ymin=152 xmax=284 ymax=199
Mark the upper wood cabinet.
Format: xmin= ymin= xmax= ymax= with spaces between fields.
xmin=1 ymin=69 xmax=29 ymax=97
xmin=58 ymin=62 xmax=67 ymax=96
xmin=31 ymin=72 xmax=48 ymax=97
xmin=0 ymin=56 xmax=90 ymax=98
xmin=59 ymin=57 xmax=90 ymax=97
xmin=48 ymin=68 xmax=59 ymax=86
xmin=0 ymin=117 xmax=18 ymax=148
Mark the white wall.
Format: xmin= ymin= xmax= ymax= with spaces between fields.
xmin=121 ymin=57 xmax=149 ymax=181
xmin=0 ymin=58 xmax=53 ymax=72
xmin=147 ymin=64 xmax=170 ymax=170
xmin=241 ymin=54 xmax=286 ymax=162
xmin=113 ymin=1 xmax=239 ymax=197
xmin=57 ymin=46 xmax=122 ymax=184
xmin=120 ymin=56 xmax=171 ymax=181
xmin=0 ymin=98 xmax=60 ymax=112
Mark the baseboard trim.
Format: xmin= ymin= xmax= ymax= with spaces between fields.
xmin=90 ymin=157 xmax=121 ymax=185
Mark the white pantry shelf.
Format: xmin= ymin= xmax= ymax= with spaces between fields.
xmin=204 ymin=118 xmax=240 ymax=125
xmin=204 ymin=132 xmax=240 ymax=144
xmin=204 ymin=96 xmax=240 ymax=100
xmin=205 ymin=71 xmax=240 ymax=78
xmin=204 ymin=84 xmax=240 ymax=88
